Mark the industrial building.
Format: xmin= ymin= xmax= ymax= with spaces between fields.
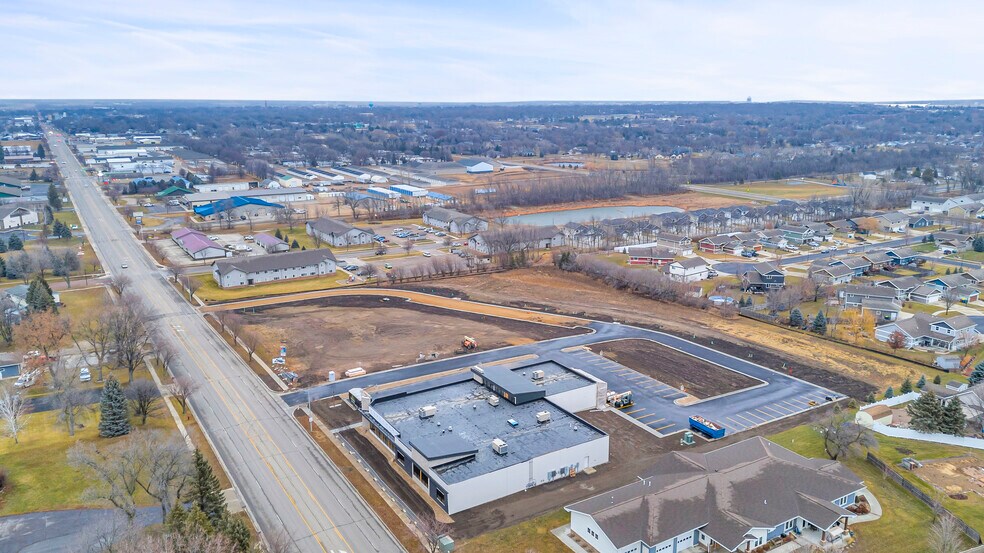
xmin=171 ymin=228 xmax=230 ymax=260
xmin=390 ymin=184 xmax=428 ymax=197
xmin=351 ymin=358 xmax=609 ymax=514
xmin=366 ymin=186 xmax=400 ymax=200
xmin=185 ymin=187 xmax=313 ymax=207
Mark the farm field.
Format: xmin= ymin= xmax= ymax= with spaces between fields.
xmin=701 ymin=179 xmax=842 ymax=199
xmin=237 ymin=294 xmax=584 ymax=386
xmin=588 ymin=338 xmax=760 ymax=399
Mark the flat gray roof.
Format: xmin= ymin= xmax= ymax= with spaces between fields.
xmin=370 ymin=378 xmax=605 ymax=485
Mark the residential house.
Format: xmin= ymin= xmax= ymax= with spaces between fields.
xmin=467 ymin=226 xmax=563 ymax=255
xmin=873 ymin=211 xmax=908 ymax=233
xmin=756 ymin=229 xmax=789 ymax=249
xmin=935 ymin=232 xmax=974 ymax=252
xmin=947 ymin=202 xmax=984 ymax=219
xmin=667 ymin=257 xmax=710 ymax=282
xmin=697 ymin=235 xmax=736 ymax=254
xmin=911 ymin=195 xmax=948 ymax=213
xmin=254 ymin=232 xmax=289 ymax=253
xmin=804 ymin=222 xmax=833 ymax=242
xmin=861 ymin=298 xmax=902 ymax=322
xmin=925 ymin=274 xmax=982 ymax=303
xmin=959 ymin=268 xmax=984 ymax=285
xmin=566 ymin=437 xmax=865 ymax=553
xmin=779 ymin=224 xmax=815 ymax=244
xmin=4 ymin=283 xmax=60 ymax=313
xmin=826 ymin=219 xmax=857 ymax=237
xmin=861 ymin=251 xmax=893 ymax=271
xmin=422 ymin=207 xmax=489 ymax=234
xmin=171 ymin=228 xmax=230 ymax=260
xmin=212 ymin=249 xmax=336 ymax=288
xmin=306 ymin=217 xmax=375 ymax=247
xmin=742 ymin=262 xmax=785 ymax=292
xmin=908 ymin=215 xmax=934 ymax=229
xmin=875 ymin=276 xmax=923 ymax=301
xmin=808 ymin=262 xmax=854 ymax=285
xmin=624 ymin=246 xmax=675 ymax=266
xmin=830 ymin=256 xmax=871 ymax=277
xmin=874 ymin=313 xmax=979 ymax=351
xmin=654 ymin=232 xmax=693 ymax=254
xmin=0 ymin=206 xmax=38 ymax=230
xmin=909 ymin=284 xmax=943 ymax=304
xmin=840 ymin=284 xmax=900 ymax=309
xmin=883 ymin=246 xmax=918 ymax=266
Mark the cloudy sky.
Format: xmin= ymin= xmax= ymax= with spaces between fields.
xmin=4 ymin=0 xmax=983 ymax=102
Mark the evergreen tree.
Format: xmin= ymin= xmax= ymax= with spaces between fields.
xmin=190 ymin=449 xmax=226 ymax=525
xmin=941 ymin=398 xmax=967 ymax=436
xmin=884 ymin=386 xmax=894 ymax=399
xmin=291 ymin=239 xmax=300 ymax=249
xmin=219 ymin=515 xmax=252 ymax=552
xmin=907 ymin=390 xmax=944 ymax=432
xmin=946 ymin=268 xmax=952 ymax=275
xmin=0 ymin=146 xmax=4 ymax=164
xmin=934 ymin=374 xmax=942 ymax=385
xmin=900 ymin=377 xmax=913 ymax=394
xmin=812 ymin=310 xmax=827 ymax=335
xmin=35 ymin=144 xmax=45 ymax=159
xmin=970 ymin=362 xmax=984 ymax=385
xmin=8 ymin=234 xmax=23 ymax=251
xmin=47 ymin=184 xmax=62 ymax=211
xmin=26 ymin=275 xmax=55 ymax=312
xmin=52 ymin=220 xmax=64 ymax=237
xmin=865 ymin=392 xmax=876 ymax=403
xmin=916 ymin=375 xmax=927 ymax=389
xmin=0 ymin=256 xmax=6 ymax=279
xmin=789 ymin=308 xmax=803 ymax=328
xmin=58 ymin=223 xmax=72 ymax=239
xmin=98 ymin=377 xmax=131 ymax=438
xmin=164 ymin=503 xmax=187 ymax=533
xmin=29 ymin=169 xmax=38 ymax=182
xmin=274 ymin=228 xmax=283 ymax=239
xmin=0 ymin=239 xmax=8 ymax=253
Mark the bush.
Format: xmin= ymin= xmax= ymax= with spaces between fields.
xmin=0 ymin=467 xmax=7 ymax=490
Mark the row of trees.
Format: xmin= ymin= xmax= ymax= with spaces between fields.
xmin=554 ymin=252 xmax=709 ymax=308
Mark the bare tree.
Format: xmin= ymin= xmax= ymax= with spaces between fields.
xmin=153 ymin=335 xmax=178 ymax=374
xmin=942 ymin=287 xmax=959 ymax=315
xmin=403 ymin=239 xmax=414 ymax=256
xmin=73 ymin=312 xmax=115 ymax=381
xmin=51 ymin=357 xmax=88 ymax=436
xmin=126 ymin=379 xmax=163 ymax=425
xmin=0 ymin=381 xmax=30 ymax=444
xmin=167 ymin=375 xmax=200 ymax=415
xmin=241 ymin=330 xmax=261 ymax=358
xmin=0 ymin=298 xmax=16 ymax=346
xmin=928 ymin=514 xmax=962 ymax=553
xmin=131 ymin=430 xmax=192 ymax=518
xmin=225 ymin=314 xmax=243 ymax=343
xmin=361 ymin=262 xmax=379 ymax=283
xmin=111 ymin=302 xmax=152 ymax=383
xmin=814 ymin=407 xmax=877 ymax=460
xmin=18 ymin=311 xmax=69 ymax=358
xmin=419 ymin=514 xmax=452 ymax=553
xmin=110 ymin=274 xmax=131 ymax=296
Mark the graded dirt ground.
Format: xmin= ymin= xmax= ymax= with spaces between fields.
xmin=238 ymin=294 xmax=584 ymax=387
xmin=401 ymin=268 xmax=926 ymax=397
xmin=588 ymin=338 xmax=760 ymax=399
xmin=487 ymin=191 xmax=748 ymax=217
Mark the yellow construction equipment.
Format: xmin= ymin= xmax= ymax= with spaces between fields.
xmin=461 ymin=336 xmax=478 ymax=350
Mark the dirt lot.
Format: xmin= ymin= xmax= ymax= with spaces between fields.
xmin=588 ymin=339 xmax=760 ymax=399
xmin=239 ymin=294 xmax=584 ymax=387
xmin=402 ymin=268 xmax=902 ymax=398
xmin=914 ymin=455 xmax=984 ymax=499
xmin=484 ymin=191 xmax=745 ymax=218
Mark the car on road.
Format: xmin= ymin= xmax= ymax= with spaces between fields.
xmin=79 ymin=367 xmax=91 ymax=382
xmin=847 ymin=249 xmax=856 ymax=254
xmin=820 ymin=248 xmax=831 ymax=253
xmin=435 ymin=232 xmax=446 ymax=237
xmin=121 ymin=263 xmax=129 ymax=269
xmin=142 ymin=202 xmax=154 ymax=208
xmin=451 ymin=242 xmax=461 ymax=247
xmin=384 ymin=263 xmax=393 ymax=269
xmin=422 ymin=251 xmax=432 ymax=257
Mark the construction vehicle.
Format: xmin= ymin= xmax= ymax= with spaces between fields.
xmin=606 ymin=390 xmax=633 ymax=409
xmin=455 ymin=336 xmax=478 ymax=355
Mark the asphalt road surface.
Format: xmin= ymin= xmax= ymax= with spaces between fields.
xmin=46 ymin=129 xmax=402 ymax=553
xmin=0 ymin=507 xmax=161 ymax=552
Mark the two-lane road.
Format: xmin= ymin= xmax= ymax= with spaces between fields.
xmin=46 ymin=130 xmax=402 ymax=553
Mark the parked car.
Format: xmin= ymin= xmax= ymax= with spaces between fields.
xmin=142 ymin=202 xmax=154 ymax=208
xmin=343 ymin=264 xmax=359 ymax=271
xmin=208 ymin=235 xmax=220 ymax=241
xmin=80 ymin=367 xmax=91 ymax=382
xmin=384 ymin=263 xmax=393 ymax=269
xmin=422 ymin=251 xmax=432 ymax=257
xmin=244 ymin=235 xmax=255 ymax=241
xmin=451 ymin=242 xmax=462 ymax=247
xmin=14 ymin=371 xmax=37 ymax=389
xmin=740 ymin=251 xmax=756 ymax=258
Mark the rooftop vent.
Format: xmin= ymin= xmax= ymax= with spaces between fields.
xmin=487 ymin=396 xmax=500 ymax=407
xmin=536 ymin=411 xmax=551 ymax=423
xmin=419 ymin=405 xmax=437 ymax=419
xmin=492 ymin=438 xmax=508 ymax=455
xmin=531 ymin=369 xmax=545 ymax=381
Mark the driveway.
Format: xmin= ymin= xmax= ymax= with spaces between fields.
xmin=0 ymin=507 xmax=161 ymax=552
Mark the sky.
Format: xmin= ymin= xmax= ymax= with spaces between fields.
xmin=4 ymin=0 xmax=984 ymax=103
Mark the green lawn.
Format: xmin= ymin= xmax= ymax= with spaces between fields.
xmin=59 ymin=286 xmax=110 ymax=322
xmin=192 ymin=273 xmax=351 ymax=303
xmin=0 ymin=408 xmax=177 ymax=515
xmin=770 ymin=425 xmax=978 ymax=553
xmin=911 ymin=242 xmax=937 ymax=254
xmin=953 ymin=250 xmax=984 ymax=262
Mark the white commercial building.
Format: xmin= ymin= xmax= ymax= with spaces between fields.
xmin=212 ymin=249 xmax=336 ymax=288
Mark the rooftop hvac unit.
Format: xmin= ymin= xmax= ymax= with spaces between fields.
xmin=419 ymin=405 xmax=437 ymax=418
xmin=536 ymin=411 xmax=551 ymax=423
xmin=487 ymin=396 xmax=500 ymax=407
xmin=531 ymin=369 xmax=545 ymax=380
xmin=492 ymin=438 xmax=508 ymax=455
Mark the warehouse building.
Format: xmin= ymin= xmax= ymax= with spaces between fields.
xmin=351 ymin=358 xmax=609 ymax=514
xmin=390 ymin=184 xmax=428 ymax=197
xmin=212 ymin=249 xmax=336 ymax=288
xmin=171 ymin=228 xmax=230 ymax=260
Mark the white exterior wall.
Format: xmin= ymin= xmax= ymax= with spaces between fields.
xmin=570 ymin=512 xmax=621 ymax=553
xmin=1 ymin=210 xmax=38 ymax=229
xmin=190 ymin=246 xmax=230 ymax=260
xmin=669 ymin=264 xmax=708 ymax=282
xmin=214 ymin=259 xmax=336 ymax=288
xmin=445 ymin=435 xmax=609 ymax=514
xmin=547 ymin=385 xmax=599 ymax=413
xmin=195 ymin=181 xmax=250 ymax=193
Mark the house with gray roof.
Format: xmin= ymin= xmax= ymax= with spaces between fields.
xmin=875 ymin=313 xmax=979 ymax=351
xmin=668 ymin=257 xmax=710 ymax=282
xmin=211 ymin=249 xmax=336 ymax=288
xmin=566 ymin=437 xmax=865 ymax=553
xmin=0 ymin=205 xmax=38 ymax=230
xmin=422 ymin=207 xmax=488 ymax=234
xmin=808 ymin=262 xmax=854 ymax=285
xmin=253 ymin=232 xmax=289 ymax=253
xmin=305 ymin=217 xmax=374 ymax=247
